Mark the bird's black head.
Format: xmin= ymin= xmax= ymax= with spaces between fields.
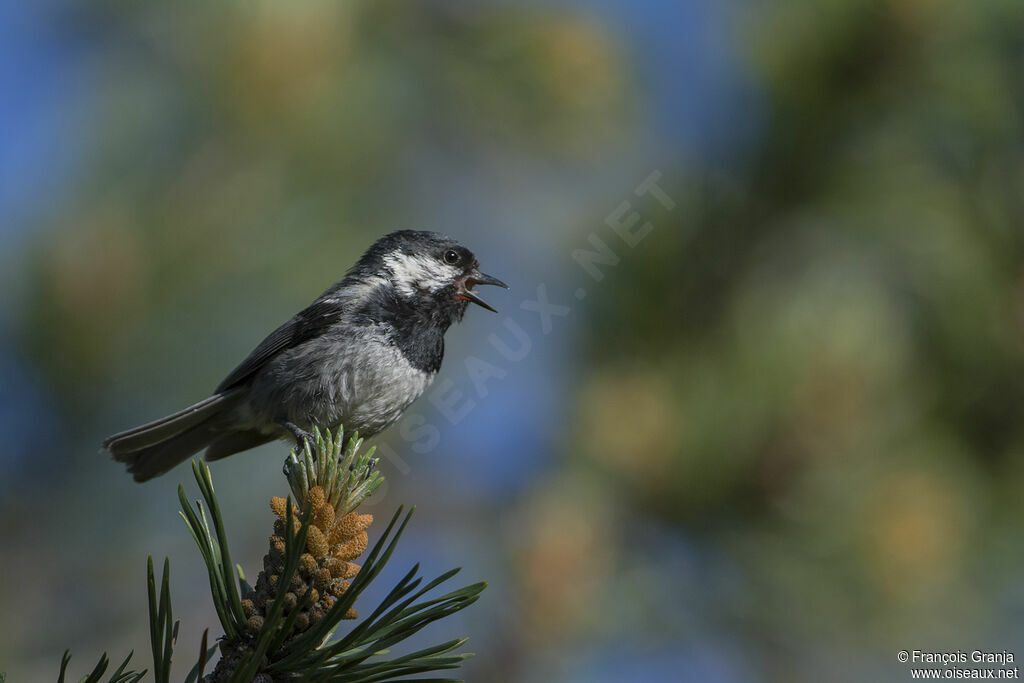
xmin=353 ymin=230 xmax=508 ymax=327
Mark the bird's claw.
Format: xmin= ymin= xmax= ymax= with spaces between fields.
xmin=279 ymin=420 xmax=315 ymax=455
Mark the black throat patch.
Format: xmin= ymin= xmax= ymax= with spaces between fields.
xmin=354 ymin=285 xmax=465 ymax=374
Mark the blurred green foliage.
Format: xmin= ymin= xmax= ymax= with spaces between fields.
xmin=13 ymin=2 xmax=628 ymax=409
xmin=2 ymin=2 xmax=629 ymax=680
xmin=565 ymin=0 xmax=1024 ymax=676
xmin=3 ymin=0 xmax=1024 ymax=681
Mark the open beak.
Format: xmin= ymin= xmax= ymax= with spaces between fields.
xmin=458 ymin=271 xmax=509 ymax=313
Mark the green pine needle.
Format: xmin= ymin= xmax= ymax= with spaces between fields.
xmin=283 ymin=425 xmax=384 ymax=515
xmin=62 ymin=424 xmax=484 ymax=682
xmin=57 ymin=650 xmax=145 ymax=683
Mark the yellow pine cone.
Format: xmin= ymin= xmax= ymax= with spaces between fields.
xmin=306 ymin=526 xmax=330 ymax=559
xmin=250 ymin=487 xmax=375 ymax=638
xmin=269 ymin=496 xmax=289 ymax=519
xmin=329 ymin=512 xmax=373 ymax=544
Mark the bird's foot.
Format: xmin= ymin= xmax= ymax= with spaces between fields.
xmin=279 ymin=420 xmax=316 ymax=455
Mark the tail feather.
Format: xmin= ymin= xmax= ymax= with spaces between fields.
xmin=116 ymin=421 xmax=221 ymax=482
xmin=205 ymin=429 xmax=276 ymax=462
xmin=105 ymin=391 xmax=242 ymax=482
xmin=104 ymin=392 xmax=238 ymax=455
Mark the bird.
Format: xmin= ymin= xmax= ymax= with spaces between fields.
xmin=104 ymin=230 xmax=508 ymax=482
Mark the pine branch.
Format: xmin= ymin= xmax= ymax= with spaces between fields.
xmin=204 ymin=426 xmax=484 ymax=682
xmin=56 ymin=650 xmax=145 ymax=683
xmin=60 ymin=425 xmax=484 ymax=682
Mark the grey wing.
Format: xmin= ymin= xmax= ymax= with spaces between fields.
xmin=215 ymin=297 xmax=347 ymax=393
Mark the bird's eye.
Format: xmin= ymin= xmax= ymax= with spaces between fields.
xmin=443 ymin=249 xmax=460 ymax=265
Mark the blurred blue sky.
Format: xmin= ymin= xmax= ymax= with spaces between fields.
xmin=0 ymin=0 xmax=756 ymax=486
xmin=0 ymin=1 xmax=763 ymax=680
xmin=4 ymin=1 xmax=1021 ymax=680
xmin=0 ymin=0 xmax=756 ymax=241
xmin=0 ymin=0 xmax=85 ymax=243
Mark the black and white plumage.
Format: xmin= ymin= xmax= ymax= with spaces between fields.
xmin=104 ymin=230 xmax=507 ymax=482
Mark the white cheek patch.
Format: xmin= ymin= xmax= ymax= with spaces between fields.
xmin=383 ymin=252 xmax=460 ymax=296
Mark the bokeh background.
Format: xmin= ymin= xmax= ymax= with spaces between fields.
xmin=3 ymin=0 xmax=1024 ymax=681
